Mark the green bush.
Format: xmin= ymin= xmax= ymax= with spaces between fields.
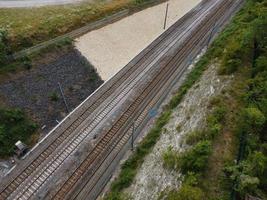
xmin=0 ymin=108 xmax=37 ymax=157
xmin=184 ymin=131 xmax=205 ymax=146
xmin=49 ymin=92 xmax=60 ymax=102
xmin=219 ymin=40 xmax=245 ymax=74
xmin=253 ymin=56 xmax=267 ymax=77
xmin=162 ymin=146 xmax=179 ymax=170
xmin=178 ymin=140 xmax=212 ymax=174
xmin=224 ymin=151 xmax=267 ymax=198
xmin=242 ymin=107 xmax=266 ymax=134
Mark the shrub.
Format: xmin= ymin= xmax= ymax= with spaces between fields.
xmin=49 ymin=92 xmax=60 ymax=102
xmin=253 ymin=56 xmax=267 ymax=77
xmin=162 ymin=146 xmax=179 ymax=170
xmin=225 ymin=151 xmax=267 ymax=198
xmin=245 ymin=77 xmax=267 ymax=105
xmin=184 ymin=131 xmax=205 ymax=146
xmin=178 ymin=140 xmax=212 ymax=174
xmin=212 ymin=105 xmax=227 ymax=123
xmin=242 ymin=107 xmax=266 ymax=134
xmin=219 ymin=40 xmax=245 ymax=75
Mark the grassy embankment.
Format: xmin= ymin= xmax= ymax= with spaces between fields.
xmin=104 ymin=0 xmax=267 ymax=199
xmin=0 ymin=0 xmax=165 ymax=74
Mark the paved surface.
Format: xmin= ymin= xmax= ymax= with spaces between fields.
xmin=0 ymin=0 xmax=86 ymax=8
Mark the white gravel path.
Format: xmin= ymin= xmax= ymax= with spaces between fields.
xmin=75 ymin=0 xmax=201 ymax=81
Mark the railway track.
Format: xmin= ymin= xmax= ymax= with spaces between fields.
xmin=0 ymin=2 xmax=206 ymax=198
xmin=0 ymin=0 xmax=244 ymax=199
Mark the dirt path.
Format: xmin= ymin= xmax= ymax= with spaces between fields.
xmin=75 ymin=0 xmax=201 ymax=81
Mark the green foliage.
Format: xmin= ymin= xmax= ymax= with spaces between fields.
xmin=178 ymin=140 xmax=212 ymax=174
xmin=162 ymin=146 xmax=179 ymax=170
xmin=183 ymin=172 xmax=200 ymax=186
xmin=134 ymin=0 xmax=151 ymax=5
xmin=165 ymin=184 xmax=204 ymax=200
xmin=241 ymin=107 xmax=266 ymax=134
xmin=0 ymin=108 xmax=37 ymax=157
xmin=224 ymin=151 xmax=267 ymax=198
xmin=49 ymin=92 xmax=60 ymax=102
xmin=0 ymin=28 xmax=10 ymax=65
xmin=184 ymin=130 xmax=205 ymax=146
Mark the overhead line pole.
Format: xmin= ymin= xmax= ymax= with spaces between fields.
xmin=58 ymin=82 xmax=70 ymax=113
xmin=163 ymin=3 xmax=169 ymax=30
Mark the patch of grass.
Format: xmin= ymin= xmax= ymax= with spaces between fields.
xmin=175 ymin=124 xmax=182 ymax=132
xmin=0 ymin=107 xmax=38 ymax=157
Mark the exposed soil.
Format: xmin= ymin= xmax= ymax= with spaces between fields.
xmin=0 ymin=48 xmax=103 ymax=137
xmin=76 ymin=0 xmax=201 ymax=80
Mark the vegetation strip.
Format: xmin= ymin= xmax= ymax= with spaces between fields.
xmin=160 ymin=0 xmax=267 ymax=199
